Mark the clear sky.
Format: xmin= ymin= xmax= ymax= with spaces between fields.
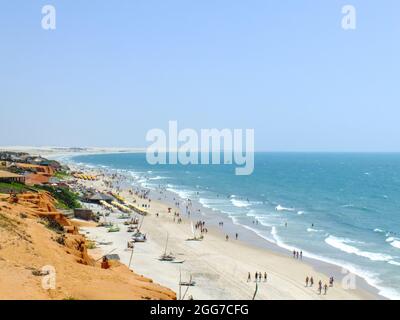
xmin=1 ymin=0 xmax=399 ymax=151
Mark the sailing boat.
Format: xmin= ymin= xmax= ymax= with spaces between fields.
xmin=107 ymin=224 xmax=120 ymax=233
xmin=180 ymin=274 xmax=196 ymax=287
xmin=158 ymin=233 xmax=185 ymax=263
xmin=186 ymin=222 xmax=203 ymax=241
xmin=159 ymin=233 xmax=175 ymax=261
xmin=98 ymin=212 xmax=112 ymax=227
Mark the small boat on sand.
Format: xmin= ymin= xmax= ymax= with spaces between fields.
xmin=107 ymin=225 xmax=120 ymax=233
xmin=127 ymin=226 xmax=137 ymax=233
xmin=98 ymin=222 xmax=113 ymax=227
xmin=132 ymin=235 xmax=147 ymax=243
xmin=98 ymin=241 xmax=113 ymax=246
xmin=158 ymin=233 xmax=184 ymax=262
xmin=171 ymin=259 xmax=186 ymax=264
xmin=124 ymin=218 xmax=139 ymax=226
xmin=180 ymin=276 xmax=196 ymax=286
xmin=159 ymin=253 xmax=176 ymax=262
xmin=118 ymin=213 xmax=131 ymax=220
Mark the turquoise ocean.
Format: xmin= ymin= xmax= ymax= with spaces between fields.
xmin=71 ymin=152 xmax=400 ymax=299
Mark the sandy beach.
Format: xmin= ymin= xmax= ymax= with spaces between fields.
xmin=71 ymin=163 xmax=379 ymax=300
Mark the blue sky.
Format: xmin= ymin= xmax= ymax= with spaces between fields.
xmin=1 ymin=0 xmax=399 ymax=151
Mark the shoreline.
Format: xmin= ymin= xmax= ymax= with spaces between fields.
xmin=63 ymin=155 xmax=383 ymax=300
xmin=153 ymin=188 xmax=384 ymax=299
xmin=1 ymin=147 xmax=386 ymax=299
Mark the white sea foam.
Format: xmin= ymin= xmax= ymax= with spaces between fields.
xmin=229 ymin=215 xmax=240 ymax=225
xmin=307 ymin=228 xmax=323 ymax=233
xmin=390 ymin=241 xmax=400 ymax=250
xmin=325 ymin=236 xmax=393 ymax=262
xmin=231 ymin=198 xmax=251 ymax=208
xmin=268 ymin=233 xmax=400 ymax=300
xmin=239 ymin=224 xmax=276 ymax=244
xmin=297 ymin=211 xmax=305 ymax=215
xmin=166 ymin=186 xmax=194 ymax=200
xmin=198 ymin=198 xmax=212 ymax=209
xmin=341 ymin=204 xmax=356 ymax=208
xmin=270 ymin=226 xmax=298 ymax=252
xmin=374 ymin=228 xmax=385 ymax=233
xmin=384 ymin=236 xmax=400 ymax=250
xmin=198 ymin=198 xmax=225 ymax=212
xmin=275 ymin=205 xmax=295 ymax=212
xmin=149 ymin=176 xmax=167 ymax=180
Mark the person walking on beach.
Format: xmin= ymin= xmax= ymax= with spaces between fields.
xmin=310 ymin=277 xmax=314 ymax=287
xmin=226 ymin=235 xmax=229 ymax=241
xmin=318 ymin=281 xmax=322 ymax=295
xmin=248 ymin=272 xmax=251 ymax=282
xmin=300 ymin=251 xmax=303 ymax=260
xmin=306 ymin=276 xmax=309 ymax=287
xmin=264 ymin=272 xmax=268 ymax=282
xmin=324 ymin=284 xmax=328 ymax=295
xmin=293 ymin=250 xmax=296 ymax=258
xmin=329 ymin=277 xmax=334 ymax=287
xmin=235 ymin=233 xmax=239 ymax=240
xmin=255 ymin=272 xmax=258 ymax=282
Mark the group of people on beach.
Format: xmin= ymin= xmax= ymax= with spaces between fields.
xmin=305 ymin=276 xmax=334 ymax=295
xmin=135 ymin=189 xmax=150 ymax=200
xmin=225 ymin=233 xmax=239 ymax=241
xmin=195 ymin=220 xmax=208 ymax=234
xmin=293 ymin=250 xmax=303 ymax=260
xmin=248 ymin=272 xmax=268 ymax=283
xmin=173 ymin=212 xmax=183 ymax=224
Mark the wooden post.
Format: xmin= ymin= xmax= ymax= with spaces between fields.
xmin=128 ymin=244 xmax=135 ymax=269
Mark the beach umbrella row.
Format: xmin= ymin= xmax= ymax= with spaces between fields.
xmin=73 ymin=173 xmax=97 ymax=181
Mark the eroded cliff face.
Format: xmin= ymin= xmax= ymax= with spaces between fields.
xmin=0 ymin=192 xmax=176 ymax=300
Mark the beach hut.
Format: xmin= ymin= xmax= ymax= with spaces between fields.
xmin=83 ymin=192 xmax=114 ymax=204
